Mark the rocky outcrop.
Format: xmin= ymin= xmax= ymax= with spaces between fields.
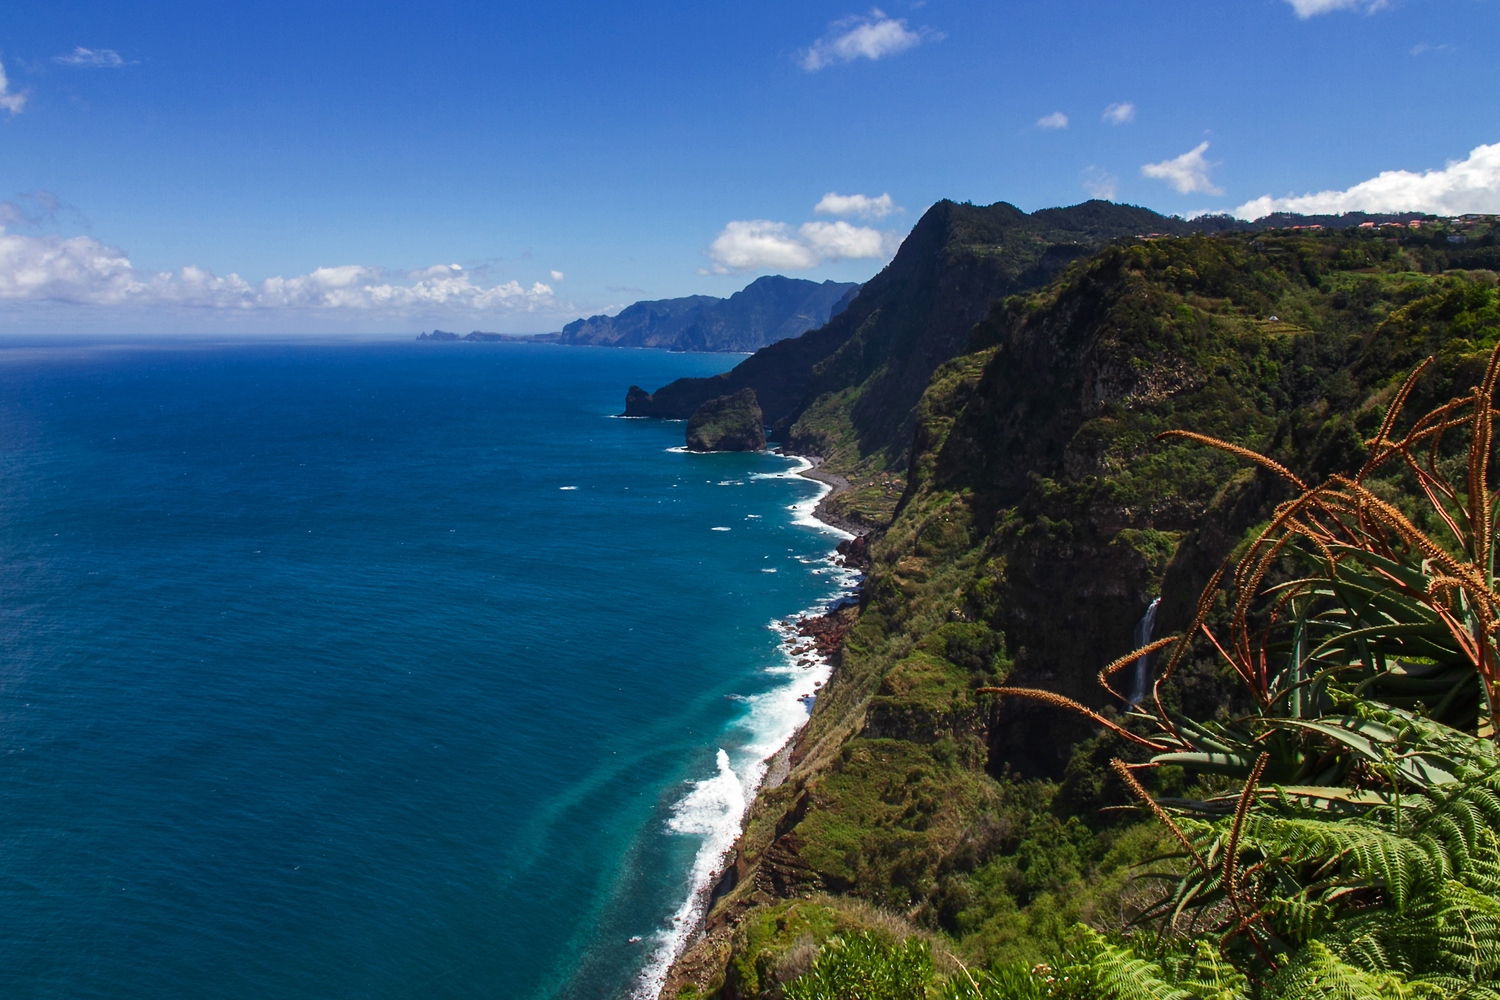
xmin=789 ymin=604 xmax=860 ymax=663
xmin=685 ymin=389 xmax=766 ymax=452
xmin=834 ymin=535 xmax=869 ymax=569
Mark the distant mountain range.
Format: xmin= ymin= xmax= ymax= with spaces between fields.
xmin=416 ymin=275 xmax=859 ymax=353
xmin=556 ymin=275 xmax=861 ymax=353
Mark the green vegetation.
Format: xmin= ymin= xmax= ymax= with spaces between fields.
xmin=782 ymin=933 xmax=932 ymax=1000
xmin=664 ymin=219 xmax=1500 ymax=1000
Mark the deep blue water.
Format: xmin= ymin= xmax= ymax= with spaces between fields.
xmin=0 ymin=340 xmax=852 ymax=999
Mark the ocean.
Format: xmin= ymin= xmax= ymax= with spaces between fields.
xmin=0 ymin=339 xmax=855 ymax=999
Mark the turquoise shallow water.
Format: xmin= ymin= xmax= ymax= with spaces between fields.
xmin=0 ymin=340 xmax=853 ymax=999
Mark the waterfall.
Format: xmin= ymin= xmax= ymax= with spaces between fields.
xmin=1129 ymin=597 xmax=1161 ymax=705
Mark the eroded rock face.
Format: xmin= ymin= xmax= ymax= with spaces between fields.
xmin=685 ymin=388 xmax=766 ymax=452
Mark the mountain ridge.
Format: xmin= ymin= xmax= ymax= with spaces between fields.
xmin=624 ymin=200 xmax=1244 ymax=479
xmin=556 ymin=275 xmax=860 ymax=353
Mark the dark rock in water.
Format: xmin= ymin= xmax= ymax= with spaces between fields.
xmin=625 ymin=385 xmax=655 ymax=414
xmin=416 ymin=329 xmax=461 ymax=341
xmin=835 ymin=534 xmax=870 ymax=568
xmin=685 ymin=389 xmax=765 ymax=452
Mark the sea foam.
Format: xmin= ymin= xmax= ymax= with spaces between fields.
xmin=631 ymin=455 xmax=858 ymax=999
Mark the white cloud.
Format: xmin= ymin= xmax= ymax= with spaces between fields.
xmin=800 ymin=221 xmax=887 ymax=259
xmin=0 ymin=232 xmax=557 ymax=313
xmin=1081 ymin=167 xmax=1118 ymax=200
xmin=0 ymin=58 xmax=27 ymax=115
xmin=706 ymin=218 xmax=894 ymax=272
xmin=1233 ymin=141 xmax=1500 ymax=219
xmin=1036 ymin=111 xmax=1069 ymax=130
xmin=1103 ymin=101 xmax=1136 ymax=125
xmin=799 ymin=10 xmax=931 ymax=71
xmin=814 ymin=191 xmax=897 ymax=219
xmin=53 ymin=47 xmax=132 ymax=68
xmin=550 ymin=269 xmax=564 ymax=281
xmin=1285 ymin=0 xmax=1388 ymax=16
xmin=1141 ymin=141 xmax=1223 ymax=195
xmin=709 ymin=221 xmax=817 ymax=271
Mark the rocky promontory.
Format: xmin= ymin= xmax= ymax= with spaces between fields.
xmin=684 ymin=388 xmax=765 ymax=452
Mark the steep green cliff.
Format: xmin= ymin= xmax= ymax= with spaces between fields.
xmin=664 ymin=216 xmax=1500 ymax=997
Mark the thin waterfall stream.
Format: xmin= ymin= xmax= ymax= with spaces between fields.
xmin=1129 ymin=597 xmax=1161 ymax=705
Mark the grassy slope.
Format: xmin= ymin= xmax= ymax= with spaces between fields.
xmin=666 ymin=220 xmax=1500 ymax=998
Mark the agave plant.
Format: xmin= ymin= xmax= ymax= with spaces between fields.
xmin=1167 ymin=344 xmax=1500 ymax=738
xmin=972 ymin=342 xmax=1500 ymax=987
xmin=1120 ymin=706 xmax=1500 ymax=980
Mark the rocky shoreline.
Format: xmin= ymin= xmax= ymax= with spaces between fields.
xmin=650 ymin=458 xmax=869 ymax=998
xmin=658 ymin=599 xmax=862 ymax=999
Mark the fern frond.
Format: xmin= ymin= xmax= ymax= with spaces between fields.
xmin=1068 ymin=927 xmax=1198 ymax=1000
xmin=1263 ymin=940 xmax=1423 ymax=1000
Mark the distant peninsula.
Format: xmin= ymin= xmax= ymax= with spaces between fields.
xmin=556 ymin=275 xmax=859 ymax=353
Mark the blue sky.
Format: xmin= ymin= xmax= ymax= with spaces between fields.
xmin=0 ymin=0 xmax=1496 ymax=333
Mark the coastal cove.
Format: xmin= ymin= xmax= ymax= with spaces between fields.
xmin=0 ymin=340 xmax=855 ymax=1000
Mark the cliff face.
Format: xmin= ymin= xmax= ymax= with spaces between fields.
xmin=877 ymin=228 xmax=1499 ymax=770
xmin=557 ymin=276 xmax=859 ymax=353
xmin=685 ymin=389 xmax=766 ymax=452
xmin=663 ymin=218 xmax=1500 ymax=997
